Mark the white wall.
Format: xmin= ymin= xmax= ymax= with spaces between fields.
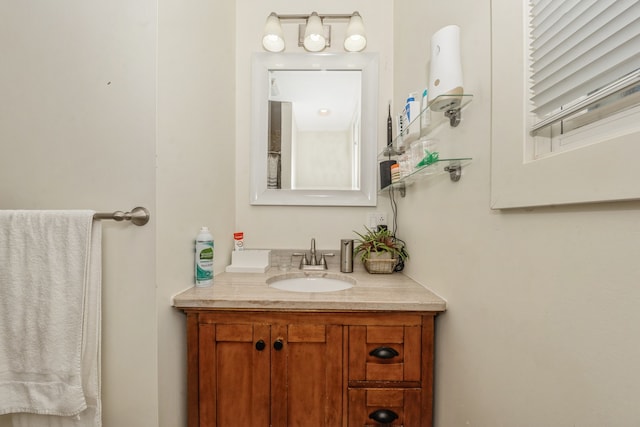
xmin=394 ymin=1 xmax=640 ymax=426
xmin=0 ymin=1 xmax=159 ymax=425
xmin=156 ymin=0 xmax=236 ymax=426
xmin=234 ymin=0 xmax=393 ymax=251
xmin=295 ymin=131 xmax=351 ymax=190
xmin=0 ymin=1 xmax=236 ymax=426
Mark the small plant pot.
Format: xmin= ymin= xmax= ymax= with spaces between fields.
xmin=354 ymin=226 xmax=408 ymax=273
xmin=363 ymin=257 xmax=397 ymax=274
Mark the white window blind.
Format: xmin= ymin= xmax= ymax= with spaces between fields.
xmin=529 ymin=0 xmax=640 ymax=134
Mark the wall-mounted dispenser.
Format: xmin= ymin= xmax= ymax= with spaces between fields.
xmin=428 ymin=25 xmax=464 ymax=112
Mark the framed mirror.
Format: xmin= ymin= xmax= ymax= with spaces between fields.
xmin=250 ymin=53 xmax=379 ymax=206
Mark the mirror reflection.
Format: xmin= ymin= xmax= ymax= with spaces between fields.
xmin=250 ymin=53 xmax=378 ymax=206
xmin=267 ymin=70 xmax=362 ymax=191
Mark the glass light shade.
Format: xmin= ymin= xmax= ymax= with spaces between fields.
xmin=344 ymin=12 xmax=366 ymax=52
xmin=262 ymin=13 xmax=285 ymax=52
xmin=303 ymin=12 xmax=326 ymax=52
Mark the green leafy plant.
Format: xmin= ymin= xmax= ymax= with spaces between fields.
xmin=353 ymin=226 xmax=409 ymax=263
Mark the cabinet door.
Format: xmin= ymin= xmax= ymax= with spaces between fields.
xmin=199 ymin=323 xmax=271 ymax=427
xmin=271 ymin=323 xmax=343 ymax=427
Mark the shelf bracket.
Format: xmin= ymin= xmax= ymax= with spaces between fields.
xmin=444 ymin=108 xmax=462 ymax=127
xmin=444 ymin=161 xmax=462 ymax=182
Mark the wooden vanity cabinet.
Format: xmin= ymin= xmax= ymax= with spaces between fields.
xmin=185 ymin=310 xmax=436 ymax=427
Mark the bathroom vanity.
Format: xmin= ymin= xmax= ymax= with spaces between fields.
xmin=173 ymin=269 xmax=445 ymax=427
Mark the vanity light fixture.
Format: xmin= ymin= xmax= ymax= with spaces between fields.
xmin=262 ymin=12 xmax=285 ymax=52
xmin=262 ymin=11 xmax=367 ymax=53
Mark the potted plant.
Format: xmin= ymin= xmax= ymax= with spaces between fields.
xmin=354 ymin=226 xmax=409 ymax=274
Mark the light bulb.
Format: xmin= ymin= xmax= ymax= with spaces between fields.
xmin=344 ymin=12 xmax=366 ymax=52
xmin=303 ymin=12 xmax=326 ymax=52
xmin=262 ymin=13 xmax=285 ymax=52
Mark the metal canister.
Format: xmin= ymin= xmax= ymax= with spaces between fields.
xmin=340 ymin=239 xmax=354 ymax=273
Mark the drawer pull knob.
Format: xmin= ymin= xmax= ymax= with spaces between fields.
xmin=273 ymin=339 xmax=284 ymax=351
xmin=369 ymin=409 xmax=399 ymax=424
xmin=369 ymin=346 xmax=399 ymax=359
xmin=255 ymin=340 xmax=266 ymax=351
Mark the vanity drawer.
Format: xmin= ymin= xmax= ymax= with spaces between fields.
xmin=348 ymin=388 xmax=421 ymax=426
xmin=348 ymin=325 xmax=421 ymax=383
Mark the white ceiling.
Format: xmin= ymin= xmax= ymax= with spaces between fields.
xmin=269 ymin=69 xmax=362 ymax=131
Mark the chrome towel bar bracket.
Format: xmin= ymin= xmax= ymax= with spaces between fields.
xmin=93 ymin=207 xmax=150 ymax=226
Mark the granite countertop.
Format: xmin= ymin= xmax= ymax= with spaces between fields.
xmin=172 ymin=266 xmax=447 ymax=312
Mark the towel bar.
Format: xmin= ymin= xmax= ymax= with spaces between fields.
xmin=93 ymin=207 xmax=150 ymax=226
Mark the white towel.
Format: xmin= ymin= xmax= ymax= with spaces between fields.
xmin=267 ymin=153 xmax=280 ymax=189
xmin=0 ymin=210 xmax=101 ymax=427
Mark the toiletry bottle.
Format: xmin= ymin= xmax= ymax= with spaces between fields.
xmin=420 ymin=89 xmax=431 ymax=135
xmin=391 ymin=163 xmax=401 ymax=182
xmin=395 ymin=113 xmax=406 ymax=153
xmin=234 ymin=232 xmax=244 ymax=251
xmin=195 ymin=227 xmax=214 ymax=287
xmin=405 ymin=92 xmax=420 ymax=143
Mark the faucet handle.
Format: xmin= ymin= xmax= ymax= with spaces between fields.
xmin=319 ymin=253 xmax=334 ymax=268
xmin=292 ymin=252 xmax=309 ymax=268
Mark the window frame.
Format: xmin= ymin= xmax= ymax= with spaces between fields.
xmin=490 ymin=0 xmax=640 ymax=209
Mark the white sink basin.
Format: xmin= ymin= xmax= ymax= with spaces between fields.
xmin=268 ymin=276 xmax=354 ymax=293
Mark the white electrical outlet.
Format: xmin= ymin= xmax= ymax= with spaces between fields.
xmin=367 ymin=212 xmax=388 ymax=228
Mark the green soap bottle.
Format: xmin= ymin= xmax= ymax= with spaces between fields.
xmin=195 ymin=226 xmax=214 ymax=287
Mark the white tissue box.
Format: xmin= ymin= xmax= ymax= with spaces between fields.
xmin=225 ymin=249 xmax=271 ymax=273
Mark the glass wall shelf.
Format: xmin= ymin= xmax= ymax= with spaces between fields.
xmin=382 ymin=94 xmax=473 ymax=158
xmin=377 ymin=93 xmax=473 ymax=197
xmin=379 ymin=158 xmax=472 ymax=197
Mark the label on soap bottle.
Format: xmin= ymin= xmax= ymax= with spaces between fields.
xmin=196 ymin=242 xmax=213 ymax=284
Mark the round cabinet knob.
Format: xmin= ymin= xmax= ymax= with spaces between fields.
xmin=255 ymin=340 xmax=266 ymax=351
xmin=273 ymin=339 xmax=284 ymax=351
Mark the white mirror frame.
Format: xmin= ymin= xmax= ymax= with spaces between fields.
xmin=250 ymin=52 xmax=379 ymax=206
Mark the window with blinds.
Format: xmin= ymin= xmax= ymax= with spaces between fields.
xmin=528 ymin=0 xmax=640 ymax=140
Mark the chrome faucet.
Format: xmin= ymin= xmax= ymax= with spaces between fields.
xmin=293 ymin=238 xmax=334 ymax=270
xmin=310 ymin=238 xmax=318 ymax=265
